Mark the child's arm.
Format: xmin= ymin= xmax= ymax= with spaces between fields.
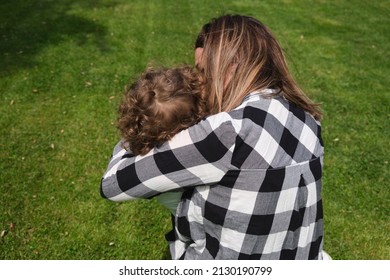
xmin=100 ymin=113 xmax=238 ymax=201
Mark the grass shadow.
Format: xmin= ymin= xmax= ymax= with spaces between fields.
xmin=0 ymin=0 xmax=116 ymax=75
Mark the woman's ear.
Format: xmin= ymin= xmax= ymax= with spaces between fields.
xmin=224 ymin=62 xmax=238 ymax=89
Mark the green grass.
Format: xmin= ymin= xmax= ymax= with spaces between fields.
xmin=1 ymin=0 xmax=389 ymax=260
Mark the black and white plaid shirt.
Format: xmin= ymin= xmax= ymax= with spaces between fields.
xmin=101 ymin=90 xmax=325 ymax=260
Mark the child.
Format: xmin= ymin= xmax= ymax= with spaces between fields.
xmin=117 ymin=65 xmax=208 ymax=214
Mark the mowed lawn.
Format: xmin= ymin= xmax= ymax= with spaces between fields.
xmin=0 ymin=0 xmax=389 ymax=260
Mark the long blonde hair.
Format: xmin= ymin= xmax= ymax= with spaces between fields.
xmin=195 ymin=15 xmax=322 ymax=120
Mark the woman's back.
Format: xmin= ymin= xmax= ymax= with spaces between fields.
xmin=170 ymin=92 xmax=324 ymax=259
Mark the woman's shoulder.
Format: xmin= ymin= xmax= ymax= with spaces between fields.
xmin=198 ymin=94 xmax=286 ymax=133
xmin=234 ymin=92 xmax=320 ymax=126
xmin=186 ymin=91 xmax=320 ymax=140
xmin=192 ymin=111 xmax=241 ymax=139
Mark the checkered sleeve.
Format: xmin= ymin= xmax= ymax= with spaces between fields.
xmin=100 ymin=113 xmax=238 ymax=201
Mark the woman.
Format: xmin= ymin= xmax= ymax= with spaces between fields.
xmin=101 ymin=14 xmax=325 ymax=260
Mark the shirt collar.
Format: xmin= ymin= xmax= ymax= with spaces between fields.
xmin=242 ymin=89 xmax=277 ymax=102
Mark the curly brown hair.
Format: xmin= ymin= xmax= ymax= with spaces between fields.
xmin=118 ymin=66 xmax=208 ymax=155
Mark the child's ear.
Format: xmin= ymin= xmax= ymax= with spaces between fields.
xmin=195 ymin=47 xmax=205 ymax=70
